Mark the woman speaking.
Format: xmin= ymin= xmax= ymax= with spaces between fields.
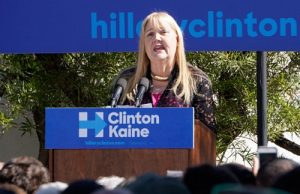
xmin=112 ymin=11 xmax=216 ymax=132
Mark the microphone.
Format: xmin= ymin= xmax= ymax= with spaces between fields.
xmin=135 ymin=77 xmax=150 ymax=107
xmin=111 ymin=78 xmax=127 ymax=107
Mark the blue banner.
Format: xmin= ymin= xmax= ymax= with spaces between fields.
xmin=1 ymin=0 xmax=300 ymax=53
xmin=45 ymin=107 xmax=194 ymax=149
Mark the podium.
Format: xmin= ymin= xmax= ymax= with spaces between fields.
xmin=48 ymin=119 xmax=215 ymax=182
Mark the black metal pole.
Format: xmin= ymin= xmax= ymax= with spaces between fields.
xmin=256 ymin=51 xmax=268 ymax=146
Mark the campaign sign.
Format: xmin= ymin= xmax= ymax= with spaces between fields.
xmin=1 ymin=0 xmax=300 ymax=53
xmin=45 ymin=107 xmax=194 ymax=149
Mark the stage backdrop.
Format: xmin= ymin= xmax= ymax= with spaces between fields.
xmin=1 ymin=0 xmax=300 ymax=53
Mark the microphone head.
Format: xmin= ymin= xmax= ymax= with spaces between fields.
xmin=116 ymin=78 xmax=127 ymax=89
xmin=110 ymin=78 xmax=127 ymax=107
xmin=135 ymin=77 xmax=150 ymax=107
xmin=138 ymin=77 xmax=150 ymax=91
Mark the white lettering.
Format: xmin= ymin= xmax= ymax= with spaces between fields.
xmin=109 ymin=125 xmax=119 ymax=136
xmin=108 ymin=112 xmax=119 ymax=124
xmin=109 ymin=125 xmax=149 ymax=138
xmin=107 ymin=112 xmax=160 ymax=125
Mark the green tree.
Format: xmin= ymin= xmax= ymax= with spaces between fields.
xmin=0 ymin=53 xmax=136 ymax=164
xmin=186 ymin=51 xmax=300 ymax=164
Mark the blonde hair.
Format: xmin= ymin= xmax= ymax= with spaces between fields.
xmin=122 ymin=11 xmax=198 ymax=105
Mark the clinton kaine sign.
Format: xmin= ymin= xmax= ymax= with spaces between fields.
xmin=45 ymin=107 xmax=194 ymax=149
xmin=1 ymin=0 xmax=300 ymax=53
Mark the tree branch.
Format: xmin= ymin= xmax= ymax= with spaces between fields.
xmin=274 ymin=136 xmax=300 ymax=156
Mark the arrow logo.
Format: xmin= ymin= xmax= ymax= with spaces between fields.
xmin=79 ymin=112 xmax=107 ymax=137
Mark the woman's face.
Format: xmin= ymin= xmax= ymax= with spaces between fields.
xmin=144 ymin=18 xmax=178 ymax=65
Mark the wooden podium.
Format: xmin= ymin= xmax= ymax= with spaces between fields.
xmin=48 ymin=119 xmax=215 ymax=182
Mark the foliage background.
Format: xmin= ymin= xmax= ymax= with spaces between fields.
xmin=0 ymin=52 xmax=299 ymax=165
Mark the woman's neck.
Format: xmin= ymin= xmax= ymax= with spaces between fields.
xmin=150 ymin=61 xmax=174 ymax=77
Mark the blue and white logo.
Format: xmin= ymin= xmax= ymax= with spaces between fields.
xmin=78 ymin=112 xmax=107 ymax=138
xmin=45 ymin=107 xmax=194 ymax=149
